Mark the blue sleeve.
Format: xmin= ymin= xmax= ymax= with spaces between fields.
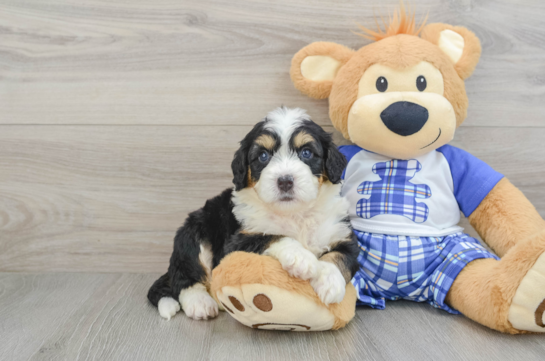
xmin=338 ymin=145 xmax=363 ymax=180
xmin=437 ymin=145 xmax=504 ymax=217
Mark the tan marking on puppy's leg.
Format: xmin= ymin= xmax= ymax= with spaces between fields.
xmin=293 ymin=131 xmax=315 ymax=148
xmin=199 ymin=243 xmax=214 ymax=288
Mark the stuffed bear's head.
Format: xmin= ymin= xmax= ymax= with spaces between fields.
xmin=291 ymin=9 xmax=481 ymax=159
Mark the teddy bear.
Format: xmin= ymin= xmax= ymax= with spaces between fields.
xmin=211 ymin=6 xmax=545 ymax=333
xmin=287 ymin=6 xmax=545 ymax=334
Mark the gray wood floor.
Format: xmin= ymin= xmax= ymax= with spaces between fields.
xmin=1 ymin=0 xmax=545 ymax=359
xmin=1 ymin=272 xmax=545 ymax=361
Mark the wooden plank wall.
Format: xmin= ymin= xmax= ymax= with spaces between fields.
xmin=1 ymin=0 xmax=544 ymax=272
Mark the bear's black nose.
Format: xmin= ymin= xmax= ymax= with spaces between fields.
xmin=380 ymin=101 xmax=429 ymax=136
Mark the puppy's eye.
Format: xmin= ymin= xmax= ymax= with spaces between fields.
xmin=258 ymin=151 xmax=269 ymax=163
xmin=300 ymin=148 xmax=313 ymax=159
xmin=416 ymin=75 xmax=427 ymax=91
xmin=376 ymin=76 xmax=388 ymax=92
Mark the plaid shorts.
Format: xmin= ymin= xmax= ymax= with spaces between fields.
xmin=351 ymin=231 xmax=499 ymax=314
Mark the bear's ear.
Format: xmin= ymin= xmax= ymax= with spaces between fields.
xmin=290 ymin=42 xmax=355 ymax=99
xmin=420 ymin=23 xmax=482 ymax=80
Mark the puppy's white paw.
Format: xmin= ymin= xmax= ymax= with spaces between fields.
xmin=311 ymin=262 xmax=346 ymax=305
xmin=265 ymin=237 xmax=318 ymax=280
xmin=279 ymin=247 xmax=319 ymax=280
xmin=183 ymin=294 xmax=219 ymax=320
xmin=158 ymin=297 xmax=180 ymax=320
xmin=180 ymin=284 xmax=219 ymax=321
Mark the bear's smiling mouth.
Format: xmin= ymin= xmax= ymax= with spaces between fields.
xmin=420 ymin=128 xmax=442 ymax=149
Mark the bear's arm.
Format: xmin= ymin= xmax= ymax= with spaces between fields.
xmin=468 ymin=178 xmax=545 ymax=257
xmin=437 ymin=145 xmax=545 ymax=256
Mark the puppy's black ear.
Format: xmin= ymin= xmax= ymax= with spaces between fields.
xmin=325 ymin=144 xmax=347 ymax=184
xmin=231 ymin=146 xmax=248 ymax=191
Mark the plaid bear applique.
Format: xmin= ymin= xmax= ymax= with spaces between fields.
xmin=356 ymin=160 xmax=432 ymax=223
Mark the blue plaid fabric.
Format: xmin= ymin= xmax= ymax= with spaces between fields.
xmin=356 ymin=160 xmax=432 ymax=223
xmin=351 ymin=230 xmax=499 ymax=314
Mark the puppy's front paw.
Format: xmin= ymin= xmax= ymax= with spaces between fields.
xmin=311 ymin=262 xmax=346 ymax=305
xmin=278 ymin=247 xmax=318 ymax=280
xmin=158 ymin=297 xmax=181 ymax=320
xmin=265 ymin=237 xmax=319 ymax=280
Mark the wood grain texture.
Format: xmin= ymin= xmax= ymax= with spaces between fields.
xmin=1 ymin=125 xmax=545 ymax=272
xmin=0 ymin=272 xmax=544 ymax=361
xmin=0 ymin=0 xmax=545 ymax=273
xmin=0 ymin=0 xmax=544 ymax=126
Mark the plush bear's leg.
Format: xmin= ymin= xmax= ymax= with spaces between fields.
xmin=211 ymin=252 xmax=357 ymax=331
xmin=446 ymin=230 xmax=545 ymax=333
xmin=453 ymin=178 xmax=545 ymax=333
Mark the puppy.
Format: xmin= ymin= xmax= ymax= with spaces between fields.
xmin=147 ymin=107 xmax=359 ymax=321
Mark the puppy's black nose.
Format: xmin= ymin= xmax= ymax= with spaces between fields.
xmin=277 ymin=175 xmax=294 ymax=192
xmin=380 ymin=101 xmax=429 ymax=136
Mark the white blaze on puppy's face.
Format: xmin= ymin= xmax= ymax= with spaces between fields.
xmin=254 ymin=107 xmax=321 ymax=211
xmin=231 ymin=107 xmax=350 ymax=255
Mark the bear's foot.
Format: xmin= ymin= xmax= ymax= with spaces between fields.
xmin=216 ymin=283 xmax=337 ymax=331
xmin=431 ymin=231 xmax=545 ymax=334
xmin=211 ymin=252 xmax=357 ymax=331
xmin=509 ymin=251 xmax=545 ymax=332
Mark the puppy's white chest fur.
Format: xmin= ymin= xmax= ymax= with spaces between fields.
xmin=232 ymin=182 xmax=351 ymax=255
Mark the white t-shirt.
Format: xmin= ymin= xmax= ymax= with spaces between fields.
xmin=339 ymin=145 xmax=503 ymax=237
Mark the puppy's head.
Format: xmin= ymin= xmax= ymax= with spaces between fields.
xmin=231 ymin=107 xmax=346 ymax=211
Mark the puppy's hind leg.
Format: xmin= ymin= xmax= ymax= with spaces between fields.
xmin=179 ymin=283 xmax=219 ymax=321
xmin=171 ymin=243 xmax=219 ymax=321
xmin=148 ymin=273 xmax=180 ymax=320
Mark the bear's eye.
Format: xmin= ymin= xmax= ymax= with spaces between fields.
xmin=416 ymin=75 xmax=427 ymax=91
xmin=376 ymin=76 xmax=388 ymax=92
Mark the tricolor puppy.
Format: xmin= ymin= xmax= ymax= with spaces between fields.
xmin=147 ymin=107 xmax=359 ymax=321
